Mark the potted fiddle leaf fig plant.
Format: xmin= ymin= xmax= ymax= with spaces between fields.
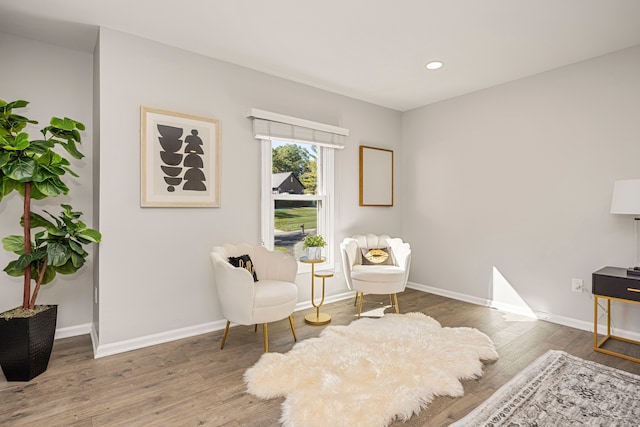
xmin=0 ymin=99 xmax=101 ymax=381
xmin=303 ymin=234 xmax=326 ymax=260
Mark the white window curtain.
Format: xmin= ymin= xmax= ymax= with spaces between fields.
xmin=248 ymin=108 xmax=349 ymax=149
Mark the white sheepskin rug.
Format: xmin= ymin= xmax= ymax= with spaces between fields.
xmin=244 ymin=312 xmax=498 ymax=427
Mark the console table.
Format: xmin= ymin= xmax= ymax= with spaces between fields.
xmin=592 ymin=266 xmax=640 ymax=363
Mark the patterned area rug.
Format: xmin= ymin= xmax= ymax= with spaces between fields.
xmin=452 ymin=350 xmax=640 ymax=426
xmin=244 ymin=312 xmax=498 ymax=427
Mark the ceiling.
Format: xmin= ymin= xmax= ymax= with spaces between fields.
xmin=2 ymin=0 xmax=640 ymax=111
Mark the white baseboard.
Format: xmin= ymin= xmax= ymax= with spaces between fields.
xmin=89 ymin=293 xmax=357 ymax=359
xmin=407 ymin=281 xmax=490 ymax=307
xmin=77 ymin=283 xmax=640 ymax=359
xmin=407 ymin=281 xmax=640 ymax=342
xmin=54 ymin=322 xmax=91 ymax=340
xmin=92 ymin=319 xmax=228 ymax=359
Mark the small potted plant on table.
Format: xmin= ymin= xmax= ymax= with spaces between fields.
xmin=303 ymin=234 xmax=326 ymax=260
xmin=0 ymin=99 xmax=101 ymax=381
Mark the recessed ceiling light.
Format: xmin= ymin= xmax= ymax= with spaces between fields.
xmin=425 ymin=61 xmax=444 ymax=70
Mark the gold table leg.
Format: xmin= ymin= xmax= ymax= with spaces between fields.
xmin=304 ymin=263 xmax=332 ymax=325
xmin=594 ymin=294 xmax=640 ymax=363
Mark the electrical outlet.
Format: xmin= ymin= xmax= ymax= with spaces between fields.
xmin=571 ymin=278 xmax=583 ymax=293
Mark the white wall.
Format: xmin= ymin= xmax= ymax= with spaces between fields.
xmin=403 ymin=45 xmax=640 ymax=332
xmin=95 ymin=28 xmax=403 ymax=350
xmin=0 ymin=32 xmax=95 ymax=335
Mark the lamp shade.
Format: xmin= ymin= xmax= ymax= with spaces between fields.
xmin=611 ymin=179 xmax=640 ymax=215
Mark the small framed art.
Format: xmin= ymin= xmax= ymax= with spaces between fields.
xmin=141 ymin=107 xmax=220 ymax=207
xmin=359 ymin=145 xmax=393 ymax=207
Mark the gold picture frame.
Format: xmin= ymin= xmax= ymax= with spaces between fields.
xmin=359 ymin=145 xmax=394 ymax=206
xmin=141 ymin=106 xmax=220 ymax=207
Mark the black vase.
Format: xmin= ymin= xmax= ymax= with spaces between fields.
xmin=0 ymin=305 xmax=57 ymax=381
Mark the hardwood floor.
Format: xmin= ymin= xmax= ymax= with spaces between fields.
xmin=2 ymin=288 xmax=640 ymax=426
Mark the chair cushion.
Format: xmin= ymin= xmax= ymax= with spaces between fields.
xmin=228 ymin=254 xmax=258 ymax=282
xmin=254 ymin=280 xmax=298 ymax=308
xmin=350 ymin=264 xmax=405 ymax=282
xmin=360 ymin=247 xmax=394 ymax=265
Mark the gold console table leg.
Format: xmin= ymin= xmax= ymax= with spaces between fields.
xmin=304 ymin=264 xmax=332 ymax=325
xmin=594 ymin=294 xmax=640 ymax=363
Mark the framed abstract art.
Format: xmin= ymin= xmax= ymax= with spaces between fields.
xmin=141 ymin=107 xmax=220 ymax=207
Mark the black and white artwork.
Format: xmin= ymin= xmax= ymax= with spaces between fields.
xmin=141 ymin=107 xmax=220 ymax=207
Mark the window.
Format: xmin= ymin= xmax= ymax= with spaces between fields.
xmin=262 ymin=140 xmax=332 ymax=265
xmin=250 ymin=108 xmax=348 ymax=271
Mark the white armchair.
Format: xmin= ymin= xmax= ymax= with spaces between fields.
xmin=340 ymin=234 xmax=411 ymax=318
xmin=210 ymin=243 xmax=299 ymax=352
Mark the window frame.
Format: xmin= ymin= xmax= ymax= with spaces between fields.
xmin=261 ymin=139 xmax=335 ymax=273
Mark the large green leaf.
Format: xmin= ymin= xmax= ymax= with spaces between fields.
xmin=33 ymin=149 xmax=53 ymax=165
xmin=0 ymin=151 xmax=11 ymax=168
xmin=2 ymin=235 xmax=25 ymax=254
xmin=60 ymin=139 xmax=83 ymax=159
xmin=9 ymin=253 xmax=36 ymax=271
xmin=41 ymin=164 xmax=66 ymax=176
xmin=76 ymin=228 xmax=102 ymax=243
xmin=13 ymin=133 xmax=29 ymax=150
xmin=47 ymin=228 xmax=68 ymax=237
xmin=54 ymin=259 xmax=78 ymax=275
xmin=41 ymin=150 xmax=66 ymax=165
xmin=29 ymin=212 xmax=56 ymax=230
xmin=29 ymin=184 xmax=47 ymax=200
xmin=67 ymin=218 xmax=86 ymax=231
xmin=70 ymin=251 xmax=85 ymax=269
xmin=69 ymin=239 xmax=88 ymax=256
xmin=5 ymin=100 xmax=30 ymax=110
xmin=47 ymin=241 xmax=71 ymax=267
xmin=1 ymin=133 xmax=30 ymax=151
xmin=61 ymin=165 xmax=79 ymax=178
xmin=0 ymin=177 xmax=24 ymax=198
xmin=32 ymin=165 xmax=56 ymax=182
xmin=46 ymin=124 xmax=83 ymax=144
xmin=50 ymin=116 xmax=78 ymax=131
xmin=26 ymin=139 xmax=54 ymax=154
xmin=7 ymin=113 xmax=37 ymax=129
xmin=3 ymin=260 xmax=26 ymax=277
xmin=10 ymin=261 xmax=56 ymax=284
xmin=41 ymin=209 xmax=63 ymax=227
xmin=36 ymin=151 xmax=71 ymax=178
xmin=31 ymin=248 xmax=47 ymax=261
xmin=34 ymin=178 xmax=69 ymax=197
xmin=74 ymin=236 xmax=92 ymax=245
xmin=4 ymin=157 xmax=37 ymax=181
xmin=61 ymin=204 xmax=81 ymax=218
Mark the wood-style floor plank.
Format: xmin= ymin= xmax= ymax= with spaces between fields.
xmin=2 ymin=288 xmax=640 ymax=426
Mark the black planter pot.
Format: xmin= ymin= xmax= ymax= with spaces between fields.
xmin=0 ymin=305 xmax=57 ymax=381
